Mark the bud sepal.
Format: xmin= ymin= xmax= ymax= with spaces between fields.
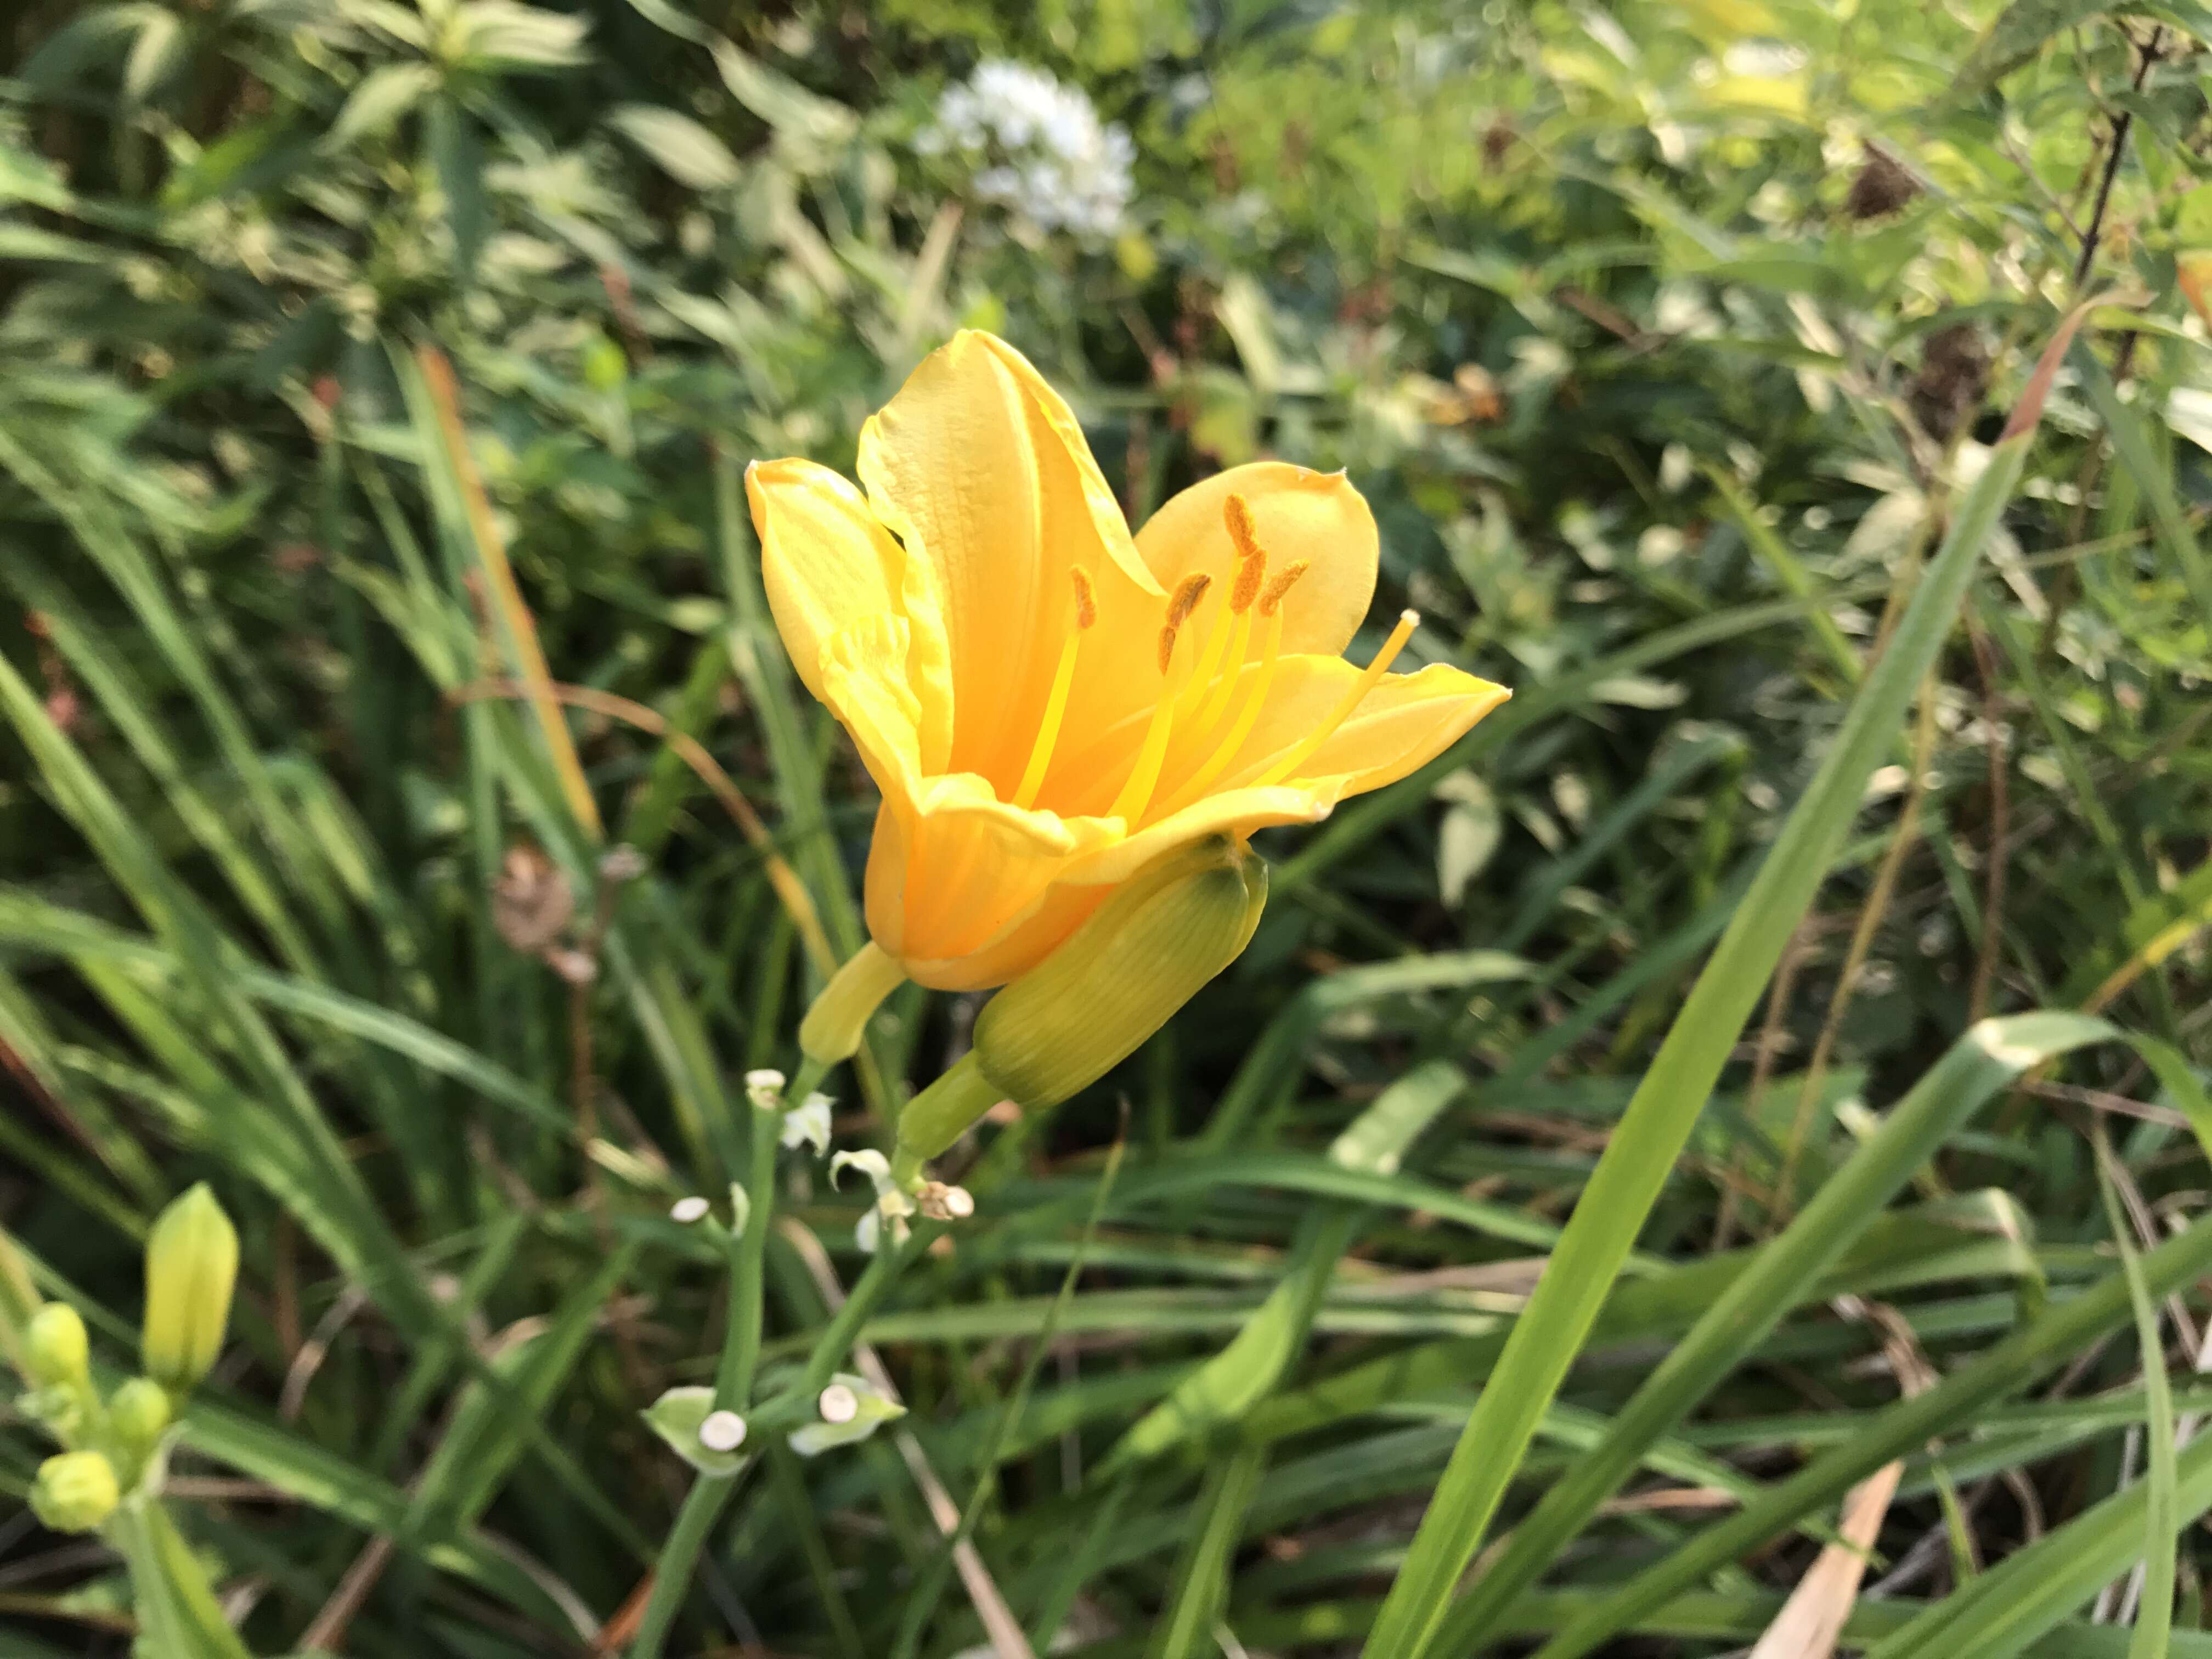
xmin=893 ymin=835 xmax=1267 ymax=1182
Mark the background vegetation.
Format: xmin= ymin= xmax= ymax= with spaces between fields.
xmin=3 ymin=0 xmax=2212 ymax=1653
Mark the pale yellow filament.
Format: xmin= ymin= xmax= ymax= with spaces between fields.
xmin=1155 ymin=605 xmax=1288 ymax=817
xmin=1173 ymin=585 xmax=1240 ymax=718
xmin=1156 ymin=561 xmax=1311 ymax=817
xmin=1011 ymin=567 xmax=1096 ymax=810
xmin=1186 ymin=605 xmax=1255 ymax=734
xmin=1182 ymin=495 xmax=1272 ymax=729
xmin=1251 ymin=609 xmax=1419 ymax=790
xmin=1106 ymin=574 xmax=1209 ymax=824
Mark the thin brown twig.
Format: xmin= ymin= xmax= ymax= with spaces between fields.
xmin=449 ymin=677 xmax=835 ymax=978
xmin=2072 ymin=26 xmax=2165 ymax=291
xmin=417 ymin=348 xmax=605 ymax=840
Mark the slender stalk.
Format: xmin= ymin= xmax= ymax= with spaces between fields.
xmin=718 ymin=1099 xmax=787 ymax=1404
xmin=629 ymin=1065 xmax=814 ymax=1659
xmin=114 ymin=1502 xmax=254 ymax=1659
xmin=799 ymin=1218 xmax=936 ymax=1395
xmin=625 ymin=1478 xmax=738 ymax=1659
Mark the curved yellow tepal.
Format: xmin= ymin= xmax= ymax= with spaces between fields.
xmin=892 ymin=834 xmax=1267 ymax=1184
xmin=142 ymin=1184 xmax=238 ymax=1395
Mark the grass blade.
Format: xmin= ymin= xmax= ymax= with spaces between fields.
xmin=1437 ymin=1011 xmax=2115 ymax=1649
xmin=1360 ymin=321 xmax=2057 ymax=1659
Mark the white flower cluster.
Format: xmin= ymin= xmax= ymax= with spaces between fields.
xmin=916 ymin=60 xmax=1135 ymax=238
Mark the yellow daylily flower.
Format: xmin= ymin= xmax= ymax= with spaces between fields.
xmin=748 ymin=330 xmax=1509 ymax=996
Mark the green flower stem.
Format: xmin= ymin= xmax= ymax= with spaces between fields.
xmin=798 ymin=1217 xmax=936 ymax=1393
xmin=630 ymin=1063 xmax=815 ymax=1659
xmin=891 ymin=1055 xmax=999 ymax=1187
xmin=625 ymin=1476 xmax=740 ymax=1659
xmin=112 ymin=1500 xmax=255 ymax=1659
xmin=716 ymin=1093 xmax=789 ymax=1405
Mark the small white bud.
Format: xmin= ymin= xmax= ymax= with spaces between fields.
xmin=698 ymin=1410 xmax=747 ymax=1452
xmin=669 ymin=1196 xmax=710 ymax=1224
xmin=744 ymin=1069 xmax=787 ymax=1111
xmin=818 ymin=1383 xmax=859 ymax=1425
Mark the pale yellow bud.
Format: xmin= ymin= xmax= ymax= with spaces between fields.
xmin=24 ymin=1303 xmax=89 ymax=1389
xmin=893 ymin=836 xmax=1267 ymax=1181
xmin=142 ymin=1184 xmax=238 ymax=1394
xmin=31 ymin=1451 xmax=119 ymax=1532
xmin=799 ymin=942 xmax=906 ymax=1065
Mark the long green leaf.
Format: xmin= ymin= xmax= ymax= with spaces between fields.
xmin=1437 ymin=1009 xmax=2114 ymax=1649
xmin=1527 ymin=1200 xmax=2212 ymax=1658
xmin=1362 ymin=361 xmax=2042 ymax=1659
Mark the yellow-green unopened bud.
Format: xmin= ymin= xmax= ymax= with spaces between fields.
xmin=31 ymin=1451 xmax=119 ymax=1532
xmin=24 ymin=1303 xmax=89 ymax=1389
xmin=799 ymin=941 xmax=906 ymax=1064
xmin=108 ymin=1376 xmax=172 ymax=1457
xmin=142 ymin=1184 xmax=238 ymax=1393
xmin=895 ymin=836 xmax=1267 ymax=1178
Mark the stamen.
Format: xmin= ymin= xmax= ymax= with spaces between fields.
xmin=1260 ymin=560 xmax=1311 ymax=618
xmin=1158 ymin=601 xmax=1290 ymax=816
xmin=1174 ymin=557 xmax=1312 ymax=794
xmin=1223 ymin=492 xmax=1264 ymax=564
xmin=1182 ymin=498 xmax=1271 ymax=728
xmin=1012 ymin=566 xmax=1097 ymax=810
xmin=1229 ymin=545 xmax=1268 ymax=613
xmin=1166 ymin=572 xmax=1211 ymax=631
xmin=1108 ymin=581 xmax=1206 ymax=824
xmin=1252 ymin=609 xmax=1419 ymax=789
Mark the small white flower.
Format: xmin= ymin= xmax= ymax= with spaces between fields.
xmin=744 ymin=1069 xmax=786 ymax=1111
xmin=917 ymin=60 xmax=1133 ymax=240
xmin=788 ymin=1372 xmax=906 ymax=1455
xmin=781 ymin=1091 xmax=834 ymax=1155
xmin=698 ymin=1410 xmax=747 ymax=1453
xmin=833 ymin=1148 xmax=914 ymax=1254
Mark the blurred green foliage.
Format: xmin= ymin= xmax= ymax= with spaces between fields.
xmin=3 ymin=0 xmax=2212 ymax=1653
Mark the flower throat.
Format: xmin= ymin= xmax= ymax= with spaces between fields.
xmin=1012 ymin=494 xmax=1419 ymax=825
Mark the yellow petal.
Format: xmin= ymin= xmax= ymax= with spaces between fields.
xmin=890 ymin=876 xmax=1113 ymax=992
xmin=825 ymin=642 xmax=1125 ymax=985
xmin=1185 ymin=656 xmax=1511 ymax=799
xmin=1039 ymin=657 xmax=1509 ymax=887
xmin=748 ymin=458 xmax=954 ymax=771
xmin=816 ymin=615 xmax=927 ymax=804
xmin=1135 ymin=464 xmax=1380 ymax=661
xmin=857 ymin=331 xmax=1160 ymax=792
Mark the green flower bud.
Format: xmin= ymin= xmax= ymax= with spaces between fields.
xmin=108 ymin=1377 xmax=172 ymax=1458
xmin=24 ymin=1303 xmax=89 ymax=1389
xmin=894 ymin=836 xmax=1267 ymax=1181
xmin=31 ymin=1451 xmax=119 ymax=1533
xmin=142 ymin=1184 xmax=238 ymax=1394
